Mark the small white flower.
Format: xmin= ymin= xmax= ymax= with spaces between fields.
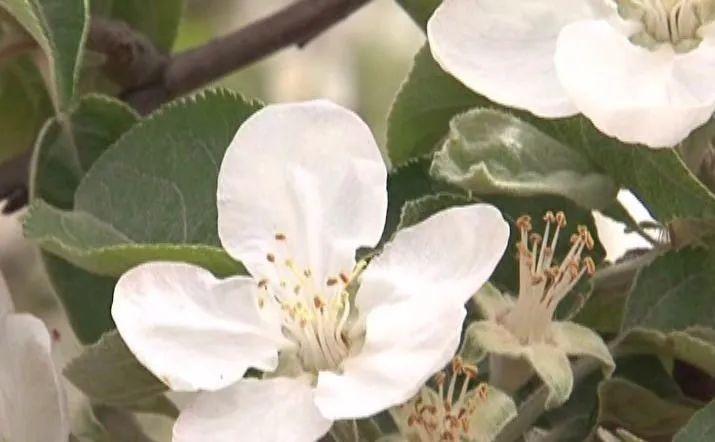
xmin=466 ymin=212 xmax=615 ymax=408
xmin=0 ymin=271 xmax=69 ymax=442
xmin=388 ymin=357 xmax=517 ymax=442
xmin=112 ymin=100 xmax=510 ymax=442
xmin=427 ymin=0 xmax=715 ymax=148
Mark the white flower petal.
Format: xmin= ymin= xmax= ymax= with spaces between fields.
xmin=112 ymin=262 xmax=286 ymax=392
xmin=427 ymin=0 xmax=600 ymax=117
xmin=356 ymin=204 xmax=509 ymax=316
xmin=0 ymin=270 xmax=12 ymax=318
xmin=549 ymin=321 xmax=615 ymax=376
xmin=0 ymin=314 xmax=69 ymax=442
xmin=555 ymin=19 xmax=715 ymax=148
xmin=217 ymin=100 xmax=387 ymax=284
xmin=314 ymin=299 xmax=466 ymax=420
xmin=173 ymin=377 xmax=331 ymax=442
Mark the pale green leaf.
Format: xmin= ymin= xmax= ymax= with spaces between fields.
xmin=619 ymin=328 xmax=715 ymax=377
xmin=431 ymin=108 xmax=617 ymax=209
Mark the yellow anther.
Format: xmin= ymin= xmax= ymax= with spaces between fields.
xmin=543 ymin=210 xmax=556 ymax=223
xmin=462 ymin=364 xmax=479 ymax=379
xmin=257 ymin=279 xmax=268 ymax=289
xmin=313 ymin=296 xmax=325 ymax=311
xmin=435 ymin=371 xmax=447 ymax=387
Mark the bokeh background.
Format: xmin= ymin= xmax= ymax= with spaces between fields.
xmin=0 ymin=0 xmax=652 ymax=439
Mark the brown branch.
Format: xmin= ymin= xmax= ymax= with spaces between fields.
xmin=125 ymin=0 xmax=371 ymax=113
xmin=0 ymin=0 xmax=372 ymax=212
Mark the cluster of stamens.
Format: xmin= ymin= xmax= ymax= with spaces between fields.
xmin=256 ymin=233 xmax=362 ymax=372
xmin=622 ymin=0 xmax=711 ymax=49
xmin=402 ymin=357 xmax=488 ymax=441
xmin=505 ymin=211 xmax=596 ymax=343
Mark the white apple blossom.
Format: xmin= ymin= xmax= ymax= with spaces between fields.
xmin=427 ymin=0 xmax=715 ymax=148
xmin=466 ymin=212 xmax=615 ymax=408
xmin=0 ymin=271 xmax=69 ymax=442
xmin=112 ymin=100 xmax=510 ymax=442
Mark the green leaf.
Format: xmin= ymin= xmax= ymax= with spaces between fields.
xmin=673 ymin=399 xmax=715 ymax=441
xmin=30 ymin=94 xmax=139 ymax=209
xmin=622 ymin=248 xmax=715 ymax=333
xmin=26 ymin=199 xmax=242 ymax=276
xmin=28 ymin=94 xmax=138 ymax=344
xmin=397 ymin=192 xmax=471 ymax=231
xmin=92 ymin=0 xmax=184 ymax=52
xmin=43 ymin=254 xmax=116 ymax=344
xmin=431 ymin=108 xmax=617 ymax=209
xmin=597 ymin=378 xmax=696 ymax=440
xmin=0 ymin=0 xmax=88 ymax=108
xmin=65 ymin=330 xmax=177 ymax=417
xmin=394 ymin=0 xmax=440 ymax=30
xmin=539 ymin=117 xmax=715 ymax=223
xmin=26 ymin=89 xmax=261 ymax=277
xmin=0 ymin=56 xmax=52 ymax=163
xmin=386 ymin=44 xmax=488 ymax=166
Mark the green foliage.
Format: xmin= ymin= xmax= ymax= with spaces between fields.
xmin=65 ymin=331 xmax=177 ymax=417
xmin=431 ymin=108 xmax=617 ymax=209
xmin=674 ymin=399 xmax=715 ymax=441
xmin=622 ymin=249 xmax=715 ymax=333
xmin=28 ymin=95 xmax=137 ymax=343
xmin=0 ymin=0 xmax=88 ymax=108
xmin=394 ymin=0 xmax=440 ymax=30
xmin=387 ymin=44 xmax=488 ymax=166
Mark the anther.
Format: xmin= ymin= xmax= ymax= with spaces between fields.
xmin=257 ymin=279 xmax=268 ymax=289
xmin=326 ymin=277 xmax=338 ymax=286
xmin=435 ymin=371 xmax=447 ymax=387
xmin=543 ymin=210 xmax=555 ymax=223
xmin=266 ymin=253 xmax=275 ymax=263
xmin=339 ymin=272 xmax=350 ymax=284
xmin=555 ymin=211 xmax=567 ymax=228
xmin=516 ymin=215 xmax=532 ymax=231
xmin=275 ymin=233 xmax=286 ymax=241
xmin=529 ymin=233 xmax=542 ymax=245
xmin=313 ymin=296 xmax=325 ymax=310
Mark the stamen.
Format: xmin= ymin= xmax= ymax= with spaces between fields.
xmin=266 ymin=253 xmax=275 ymax=263
xmin=275 ymin=233 xmax=287 ymax=241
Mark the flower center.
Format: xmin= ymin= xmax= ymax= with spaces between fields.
xmin=503 ymin=212 xmax=596 ymax=344
xmin=401 ymin=358 xmax=487 ymax=442
xmin=256 ymin=233 xmax=362 ymax=373
xmin=619 ymin=0 xmax=715 ymax=51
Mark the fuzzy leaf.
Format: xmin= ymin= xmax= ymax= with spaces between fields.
xmin=431 ymin=109 xmax=617 ymax=209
